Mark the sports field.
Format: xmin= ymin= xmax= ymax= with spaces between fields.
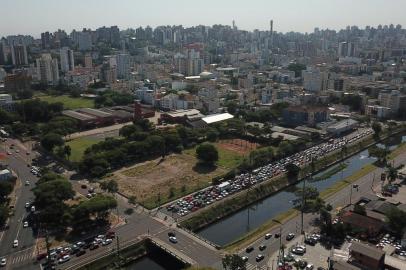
xmin=39 ymin=95 xmax=95 ymax=109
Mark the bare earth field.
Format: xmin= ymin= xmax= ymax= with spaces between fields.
xmin=113 ymin=139 xmax=256 ymax=209
xmin=114 ymin=153 xmax=227 ymax=208
xmin=217 ymin=138 xmax=259 ymax=155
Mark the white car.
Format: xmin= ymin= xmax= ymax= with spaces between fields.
xmin=25 ymin=202 xmax=30 ymax=208
xmin=58 ymin=255 xmax=70 ymax=264
xmin=13 ymin=240 xmax=18 ymax=248
xmin=305 ymin=264 xmax=314 ymax=270
xmin=23 ymin=221 xmax=29 ymax=228
xmin=25 ymin=181 xmax=30 ymax=186
xmin=0 ymin=258 xmax=6 ymax=266
xmin=102 ymin=238 xmax=113 ymax=246
xmin=169 ymin=236 xmax=177 ymax=243
xmin=31 ymin=205 xmax=36 ymax=212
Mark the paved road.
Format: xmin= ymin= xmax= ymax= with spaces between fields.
xmin=0 ymin=139 xmax=40 ymax=270
xmin=1 ymin=136 xmax=404 ymax=270
xmin=64 ymin=122 xmax=133 ymax=140
xmin=239 ymin=151 xmax=406 ymax=269
xmin=60 ymin=191 xmax=222 ymax=269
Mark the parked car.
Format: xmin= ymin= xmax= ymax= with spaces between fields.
xmin=286 ymin=233 xmax=295 ymax=241
xmin=259 ymin=245 xmax=266 ymax=251
xmin=13 ymin=240 xmax=18 ymax=247
xmin=37 ymin=253 xmax=47 ymax=261
xmin=0 ymin=258 xmax=6 ymax=266
xmin=306 ymin=264 xmax=314 ymax=270
xmin=58 ymin=255 xmax=70 ymax=264
xmin=241 ymin=256 xmax=248 ymax=262
xmin=169 ymin=236 xmax=177 ymax=243
xmin=89 ymin=244 xmax=99 ymax=250
xmin=76 ymin=250 xmax=86 ymax=257
xmin=102 ymin=239 xmax=112 ymax=246
xmin=255 ymin=254 xmax=264 ymax=262
xmin=265 ymin=233 xmax=272 ymax=240
xmin=245 ymin=246 xmax=254 ymax=253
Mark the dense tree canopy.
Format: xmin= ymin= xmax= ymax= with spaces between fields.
xmin=196 ymin=143 xmax=219 ymax=165
xmin=222 ymin=254 xmax=246 ymax=270
xmin=285 ymin=162 xmax=300 ymax=178
xmin=386 ymin=208 xmax=406 ymax=237
xmin=40 ymin=132 xmax=64 ymax=152
xmin=95 ymin=91 xmax=134 ymax=107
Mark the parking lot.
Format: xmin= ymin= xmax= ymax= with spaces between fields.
xmin=163 ymin=128 xmax=373 ymax=218
xmin=266 ymin=234 xmax=333 ymax=270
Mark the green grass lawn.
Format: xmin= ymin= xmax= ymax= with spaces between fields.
xmin=183 ymin=143 xmax=243 ymax=170
xmin=38 ymin=95 xmax=95 ymax=110
xmin=65 ymin=137 xmax=103 ymax=162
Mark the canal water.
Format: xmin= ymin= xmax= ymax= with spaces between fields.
xmin=198 ymin=133 xmax=406 ymax=246
xmin=124 ymin=251 xmax=185 ymax=270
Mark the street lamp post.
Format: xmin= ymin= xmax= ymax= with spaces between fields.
xmin=301 ymin=173 xmax=310 ymax=235
xmin=273 ymin=219 xmax=283 ymax=265
xmin=349 ymin=184 xmax=359 ymax=205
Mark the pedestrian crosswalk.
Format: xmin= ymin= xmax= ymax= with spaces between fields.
xmin=5 ymin=248 xmax=35 ymax=267
xmin=246 ymin=262 xmax=268 ymax=270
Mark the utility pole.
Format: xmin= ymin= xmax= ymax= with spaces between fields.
xmin=301 ymin=173 xmax=309 ymax=235
xmin=116 ymin=235 xmax=121 ymax=265
xmin=273 ymin=219 xmax=283 ymax=265
xmin=45 ymin=229 xmax=51 ymax=267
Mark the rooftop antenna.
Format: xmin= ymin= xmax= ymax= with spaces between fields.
xmin=270 ymin=20 xmax=274 ymax=48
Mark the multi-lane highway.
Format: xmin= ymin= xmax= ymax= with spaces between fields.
xmin=238 ymin=150 xmax=406 ymax=269
xmin=0 ymin=138 xmax=222 ymax=270
xmin=1 ymin=133 xmax=405 ymax=270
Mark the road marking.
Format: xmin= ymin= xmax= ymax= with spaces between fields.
xmin=15 ymin=214 xmax=26 ymax=240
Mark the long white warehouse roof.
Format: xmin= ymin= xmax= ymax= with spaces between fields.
xmin=202 ymin=113 xmax=234 ymax=124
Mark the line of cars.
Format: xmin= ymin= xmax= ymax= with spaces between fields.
xmin=166 ymin=129 xmax=373 ymax=217
xmin=242 ymin=232 xmax=291 ymax=263
xmin=376 ymin=234 xmax=406 ymax=257
xmin=38 ymin=231 xmax=115 ymax=269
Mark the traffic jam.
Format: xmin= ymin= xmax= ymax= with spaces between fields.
xmin=165 ymin=128 xmax=373 ymax=218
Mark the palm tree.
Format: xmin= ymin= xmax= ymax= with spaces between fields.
xmin=386 ymin=165 xmax=398 ymax=183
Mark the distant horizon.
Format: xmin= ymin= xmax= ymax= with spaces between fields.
xmin=1 ymin=22 xmax=403 ymax=39
xmin=1 ymin=0 xmax=405 ymax=38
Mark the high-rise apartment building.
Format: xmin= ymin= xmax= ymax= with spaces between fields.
xmin=116 ymin=53 xmax=131 ymax=79
xmin=302 ymin=68 xmax=329 ymax=92
xmin=338 ymin=42 xmax=356 ymax=58
xmin=60 ymin=47 xmax=74 ymax=72
xmin=11 ymin=44 xmax=28 ymax=66
xmin=0 ymin=43 xmax=6 ymax=65
xmin=41 ymin=32 xmax=51 ymax=49
xmin=78 ymin=32 xmax=92 ymax=51
xmin=379 ymin=90 xmax=405 ymax=114
xmin=36 ymin=54 xmax=59 ymax=85
xmin=84 ymin=53 xmax=93 ymax=68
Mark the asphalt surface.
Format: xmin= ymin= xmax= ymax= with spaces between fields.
xmin=1 ymin=135 xmax=404 ymax=270
xmin=0 ymin=139 xmax=40 ymax=270
xmin=240 ymin=151 xmax=406 ymax=270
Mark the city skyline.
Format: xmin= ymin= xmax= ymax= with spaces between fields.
xmin=1 ymin=0 xmax=406 ymax=37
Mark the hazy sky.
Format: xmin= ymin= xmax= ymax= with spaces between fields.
xmin=1 ymin=0 xmax=406 ymax=37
